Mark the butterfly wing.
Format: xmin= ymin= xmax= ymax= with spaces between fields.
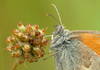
xmin=80 ymin=33 xmax=100 ymax=55
xmin=71 ymin=32 xmax=100 ymax=70
xmin=53 ymin=37 xmax=100 ymax=70
xmin=65 ymin=38 xmax=100 ymax=70
xmin=78 ymin=33 xmax=100 ymax=56
xmin=70 ymin=30 xmax=100 ymax=56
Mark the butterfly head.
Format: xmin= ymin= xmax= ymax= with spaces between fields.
xmin=53 ymin=25 xmax=64 ymax=36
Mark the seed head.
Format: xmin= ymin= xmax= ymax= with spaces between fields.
xmin=6 ymin=23 xmax=49 ymax=63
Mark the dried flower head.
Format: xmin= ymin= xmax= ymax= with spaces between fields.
xmin=6 ymin=23 xmax=49 ymax=64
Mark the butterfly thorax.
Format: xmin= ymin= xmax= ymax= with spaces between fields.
xmin=51 ymin=25 xmax=71 ymax=51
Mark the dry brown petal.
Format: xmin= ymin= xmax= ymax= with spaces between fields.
xmin=6 ymin=36 xmax=16 ymax=43
xmin=25 ymin=24 xmax=32 ymax=33
xmin=34 ymin=24 xmax=39 ymax=30
xmin=28 ymin=58 xmax=38 ymax=63
xmin=14 ymin=44 xmax=20 ymax=49
xmin=12 ymin=29 xmax=20 ymax=35
xmin=11 ymin=50 xmax=21 ymax=57
xmin=33 ymin=47 xmax=44 ymax=58
xmin=20 ymin=35 xmax=29 ymax=42
xmin=22 ymin=44 xmax=31 ymax=52
xmin=35 ymin=31 xmax=41 ymax=37
xmin=18 ymin=59 xmax=25 ymax=64
xmin=6 ymin=37 xmax=12 ymax=43
xmin=17 ymin=23 xmax=23 ymax=27
xmin=6 ymin=46 xmax=12 ymax=51
xmin=24 ymin=53 xmax=31 ymax=58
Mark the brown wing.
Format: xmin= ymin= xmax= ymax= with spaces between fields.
xmin=79 ymin=33 xmax=100 ymax=56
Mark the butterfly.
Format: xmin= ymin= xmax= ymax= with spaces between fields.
xmin=50 ymin=4 xmax=100 ymax=70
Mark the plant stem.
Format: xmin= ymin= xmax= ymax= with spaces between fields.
xmin=11 ymin=60 xmax=19 ymax=70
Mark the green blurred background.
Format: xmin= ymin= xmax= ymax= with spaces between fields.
xmin=0 ymin=0 xmax=99 ymax=70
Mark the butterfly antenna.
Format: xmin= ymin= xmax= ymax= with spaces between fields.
xmin=51 ymin=4 xmax=63 ymax=26
xmin=46 ymin=13 xmax=60 ymax=23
